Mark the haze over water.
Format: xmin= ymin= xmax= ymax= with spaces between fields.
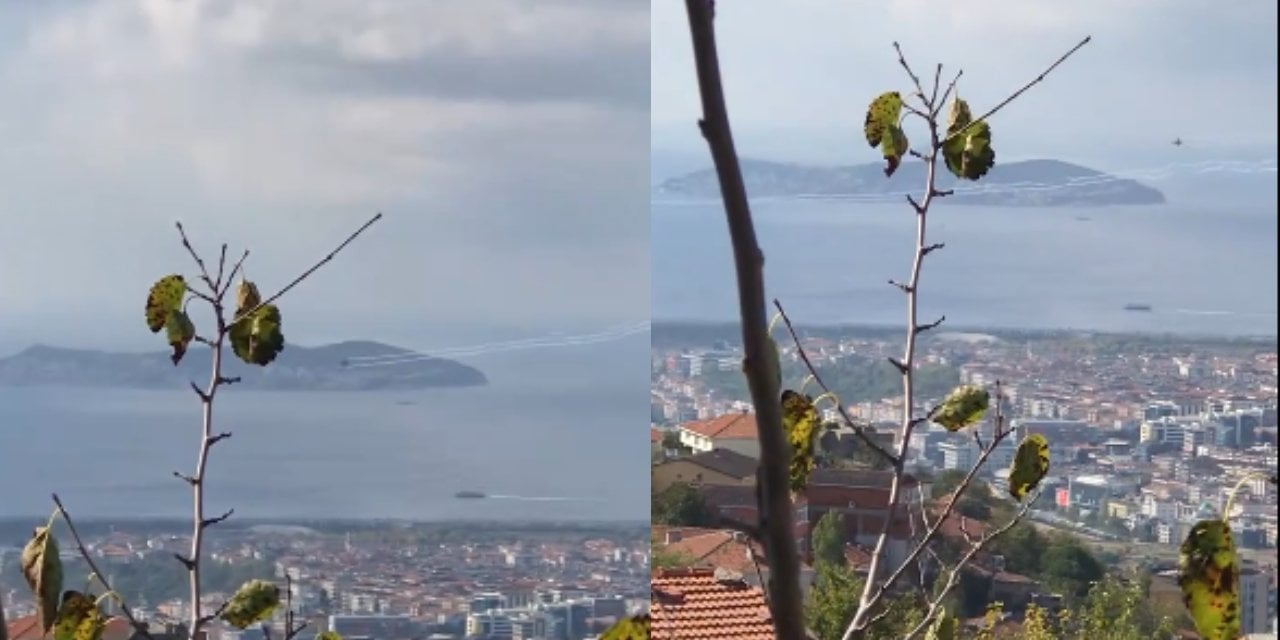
xmin=0 ymin=339 xmax=649 ymax=522
xmin=653 ymin=200 xmax=1278 ymax=337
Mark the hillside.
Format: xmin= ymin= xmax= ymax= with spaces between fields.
xmin=652 ymin=158 xmax=1166 ymax=206
xmin=0 ymin=341 xmax=487 ymax=391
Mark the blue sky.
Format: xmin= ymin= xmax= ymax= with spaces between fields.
xmin=652 ymin=0 xmax=1278 ymax=172
xmin=0 ymin=0 xmax=649 ymax=352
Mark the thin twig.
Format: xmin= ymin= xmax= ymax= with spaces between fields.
xmin=934 ymin=69 xmax=964 ymax=118
xmin=51 ymin=494 xmax=155 ymax=640
xmin=684 ymin=2 xmax=804 ymax=638
xmin=893 ymin=41 xmax=927 ymax=102
xmin=942 ymin=36 xmax=1091 ymax=145
xmin=176 ymin=222 xmax=218 ymax=293
xmin=900 ymin=494 xmax=1039 ymax=640
xmin=230 ymin=213 xmax=383 ymax=327
xmin=773 ymin=300 xmax=898 ymax=465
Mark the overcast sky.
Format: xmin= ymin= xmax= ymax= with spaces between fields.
xmin=653 ymin=0 xmax=1278 ymax=172
xmin=0 ymin=0 xmax=649 ymax=353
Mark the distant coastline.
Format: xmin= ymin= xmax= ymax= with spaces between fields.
xmin=650 ymin=319 xmax=1279 ymax=348
xmin=0 ymin=340 xmax=488 ymax=391
xmin=653 ymin=158 xmax=1166 ymax=207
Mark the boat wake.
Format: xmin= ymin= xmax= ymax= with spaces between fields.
xmin=486 ymin=494 xmax=603 ymax=503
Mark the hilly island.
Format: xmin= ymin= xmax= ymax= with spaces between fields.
xmin=0 ymin=341 xmax=487 ymax=391
xmin=653 ymin=158 xmax=1165 ymax=206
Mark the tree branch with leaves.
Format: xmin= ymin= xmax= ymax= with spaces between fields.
xmin=18 ymin=213 xmax=381 ymax=640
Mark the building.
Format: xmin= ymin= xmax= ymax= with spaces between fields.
xmin=677 ymin=412 xmax=760 ymax=458
xmin=651 ymin=447 xmax=756 ymax=494
xmin=651 ymin=568 xmax=773 ymax=639
xmin=1240 ymin=564 xmax=1279 ymax=635
xmin=793 ymin=469 xmax=919 ymax=570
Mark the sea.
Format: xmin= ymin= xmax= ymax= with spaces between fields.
xmin=653 ymin=200 xmax=1278 ymax=337
xmin=0 ymin=337 xmax=651 ymax=522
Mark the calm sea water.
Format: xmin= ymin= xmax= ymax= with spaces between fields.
xmin=0 ymin=340 xmax=650 ymax=521
xmin=653 ymin=200 xmax=1278 ymax=336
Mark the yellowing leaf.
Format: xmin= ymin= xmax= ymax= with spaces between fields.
xmin=54 ymin=591 xmax=105 ymax=640
xmin=943 ymin=96 xmax=995 ymax=181
xmin=1178 ymin=519 xmax=1240 ymax=640
xmin=934 ymin=385 xmax=990 ymax=431
xmin=220 ymin=580 xmax=281 ymax=630
xmin=315 ymin=632 xmax=343 ymax=640
xmin=926 ymin=613 xmax=958 ymax=640
xmin=145 ymin=275 xmax=186 ymax=333
xmin=165 ymin=310 xmax=196 ymax=366
xmin=21 ymin=526 xmax=63 ymax=633
xmin=230 ymin=304 xmax=285 ymax=367
xmin=600 ymin=615 xmax=651 ymax=640
xmin=235 ymin=279 xmax=262 ymax=317
xmin=864 ymin=92 xmax=908 ymax=178
xmin=1008 ymin=433 xmax=1050 ymax=500
xmin=782 ymin=390 xmax=820 ymax=493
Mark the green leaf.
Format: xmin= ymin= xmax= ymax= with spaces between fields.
xmin=21 ymin=526 xmax=63 ymax=633
xmin=220 ymin=580 xmax=281 ymax=630
xmin=782 ymin=390 xmax=820 ymax=493
xmin=864 ymin=91 xmax=908 ymax=177
xmin=145 ymin=275 xmax=186 ymax=333
xmin=599 ymin=615 xmax=651 ymax=640
xmin=54 ymin=591 xmax=105 ymax=640
xmin=943 ymin=96 xmax=995 ymax=181
xmin=926 ymin=613 xmax=958 ymax=640
xmin=230 ymin=304 xmax=285 ymax=367
xmin=1178 ymin=519 xmax=1240 ymax=640
xmin=315 ymin=632 xmax=343 ymax=640
xmin=933 ymin=384 xmax=990 ymax=431
xmin=165 ymin=310 xmax=196 ymax=366
xmin=1008 ymin=433 xmax=1050 ymax=500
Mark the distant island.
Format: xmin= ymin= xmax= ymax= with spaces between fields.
xmin=653 ymin=158 xmax=1165 ymax=206
xmin=0 ymin=340 xmax=487 ymax=391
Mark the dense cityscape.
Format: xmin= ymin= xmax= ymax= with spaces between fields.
xmin=1 ymin=522 xmax=649 ymax=640
xmin=650 ymin=324 xmax=1279 ymax=637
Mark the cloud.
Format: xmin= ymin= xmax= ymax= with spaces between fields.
xmin=0 ymin=0 xmax=649 ymax=349
xmin=652 ymin=0 xmax=1277 ymax=167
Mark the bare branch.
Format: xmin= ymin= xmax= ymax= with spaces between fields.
xmin=51 ymin=495 xmax=155 ymax=640
xmin=905 ymin=194 xmax=924 ymax=213
xmin=226 ymin=250 xmax=250 ymax=291
xmin=888 ymin=279 xmax=912 ymax=293
xmin=201 ymin=509 xmax=235 ymax=528
xmin=175 ymin=222 xmax=217 ymax=294
xmin=902 ymin=495 xmax=1038 ymax=640
xmin=928 ymin=63 xmax=944 ymax=109
xmin=208 ymin=432 xmax=232 ymax=446
xmin=174 ymin=554 xmax=196 ymax=570
xmin=173 ymin=471 xmax=197 ymax=485
xmin=188 ymin=382 xmax=209 ymax=402
xmin=916 ymin=315 xmax=946 ymax=334
xmin=921 ymin=242 xmax=945 ymax=256
xmin=773 ymin=300 xmax=899 ymax=466
xmin=942 ymin=36 xmax=1091 ymax=145
xmin=685 ymin=3 xmax=805 ymax=637
xmin=217 ymin=376 xmax=242 ymax=386
xmin=196 ymin=601 xmax=229 ymax=628
xmin=214 ymin=244 xmax=229 ymax=291
xmin=230 ymin=213 xmax=383 ymax=328
xmin=935 ymin=69 xmax=964 ymax=117
xmin=893 ymin=41 xmax=927 ymax=103
xmin=931 ymin=188 xmax=955 ymax=198
xmin=887 ymin=357 xmax=908 ymax=375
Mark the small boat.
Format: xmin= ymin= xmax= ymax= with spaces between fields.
xmin=454 ymin=490 xmax=487 ymax=499
xmin=1123 ymin=303 xmax=1153 ymax=312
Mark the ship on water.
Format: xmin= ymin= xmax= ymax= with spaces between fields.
xmin=455 ymin=490 xmax=487 ymax=499
xmin=1123 ymin=303 xmax=1153 ymax=312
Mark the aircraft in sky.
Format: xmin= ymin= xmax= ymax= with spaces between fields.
xmin=1172 ymin=137 xmax=1183 ymax=146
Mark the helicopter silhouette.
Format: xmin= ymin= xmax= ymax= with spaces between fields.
xmin=1172 ymin=137 xmax=1183 ymax=147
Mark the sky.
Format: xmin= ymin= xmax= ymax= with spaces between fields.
xmin=0 ymin=0 xmax=650 ymax=353
xmin=652 ymin=0 xmax=1279 ymax=175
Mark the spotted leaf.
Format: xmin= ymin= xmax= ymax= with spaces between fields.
xmin=54 ymin=591 xmax=105 ymax=640
xmin=933 ymin=385 xmax=990 ymax=431
xmin=943 ymin=96 xmax=995 ymax=181
xmin=145 ymin=275 xmax=186 ymax=333
xmin=220 ymin=580 xmax=281 ymax=630
xmin=1008 ymin=433 xmax=1050 ymax=500
xmin=1178 ymin=519 xmax=1240 ymax=640
xmin=782 ymin=390 xmax=820 ymax=493
xmin=21 ymin=526 xmax=63 ymax=633
xmin=600 ymin=615 xmax=650 ymax=640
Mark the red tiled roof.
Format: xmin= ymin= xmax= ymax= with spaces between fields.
xmin=651 ymin=568 xmax=774 ymax=640
xmin=652 ymin=427 xmax=663 ymax=443
xmin=659 ymin=529 xmax=764 ymax=575
xmin=680 ymin=413 xmax=758 ymax=440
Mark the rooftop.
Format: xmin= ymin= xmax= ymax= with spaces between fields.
xmin=651 ymin=567 xmax=774 ymax=640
